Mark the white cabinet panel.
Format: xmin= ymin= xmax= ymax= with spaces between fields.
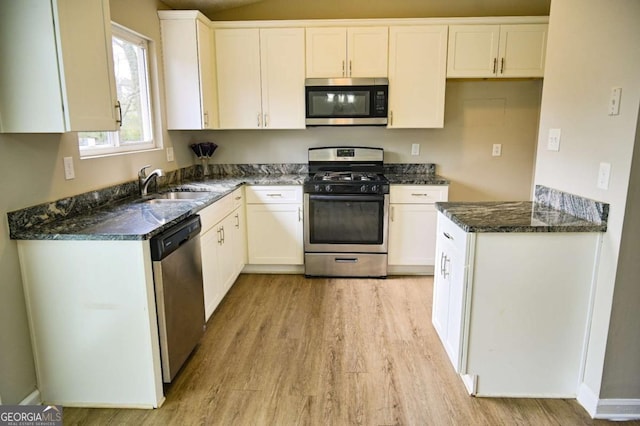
xmin=447 ymin=24 xmax=547 ymax=78
xmin=215 ymin=28 xmax=262 ymax=129
xmin=159 ymin=11 xmax=218 ymax=130
xmin=306 ymin=26 xmax=388 ymax=78
xmin=216 ymin=28 xmax=304 ymax=129
xmin=245 ymin=185 xmax=303 ymax=265
xmin=387 ymin=26 xmax=447 ymax=128
xmin=0 ymin=0 xmax=118 ymax=132
xmin=388 ymin=185 xmax=448 ymax=269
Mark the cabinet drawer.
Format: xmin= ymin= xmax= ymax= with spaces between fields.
xmin=390 ymin=185 xmax=449 ymax=204
xmin=437 ymin=212 xmax=468 ymax=250
xmin=200 ymin=192 xmax=234 ymax=233
xmin=245 ymin=185 xmax=302 ymax=204
xmin=231 ymin=187 xmax=244 ymax=209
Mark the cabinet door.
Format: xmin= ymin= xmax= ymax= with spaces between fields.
xmin=246 ymin=204 xmax=303 ymax=265
xmin=388 ymin=25 xmax=447 ymax=128
xmin=260 ymin=28 xmax=305 ymax=129
xmin=216 ymin=28 xmax=262 ymax=129
xmin=445 ymin=238 xmax=467 ymax=373
xmin=305 ymin=27 xmax=347 ymax=78
xmin=498 ymin=24 xmax=547 ymax=78
xmin=201 ymin=227 xmax=223 ymax=320
xmin=388 ymin=204 xmax=437 ymax=266
xmin=197 ymin=19 xmax=218 ymax=129
xmin=218 ymin=214 xmax=238 ymax=294
xmin=0 ymin=0 xmax=117 ymax=132
xmin=447 ymin=25 xmax=500 ymax=78
xmin=160 ymin=13 xmax=217 ymax=130
xmin=347 ymin=27 xmax=388 ymax=77
xmin=432 ymin=222 xmax=451 ymax=345
xmin=231 ymin=206 xmax=247 ymax=276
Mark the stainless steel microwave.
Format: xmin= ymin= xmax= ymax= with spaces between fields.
xmin=305 ymin=78 xmax=389 ymax=126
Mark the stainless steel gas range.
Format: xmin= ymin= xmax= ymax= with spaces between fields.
xmin=303 ymin=147 xmax=389 ymax=278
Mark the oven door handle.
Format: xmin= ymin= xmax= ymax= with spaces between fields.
xmin=308 ymin=194 xmax=385 ymax=202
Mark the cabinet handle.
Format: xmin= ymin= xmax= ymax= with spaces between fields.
xmin=411 ymin=193 xmax=429 ymax=197
xmin=217 ymin=227 xmax=222 ymax=245
xmin=203 ymin=111 xmax=209 ymax=127
xmin=298 ymin=206 xmax=302 ymax=222
xmin=349 ymin=60 xmax=352 ymax=77
xmin=264 ymin=113 xmax=269 ymax=128
xmin=440 ymin=252 xmax=446 ymax=276
xmin=235 ymin=213 xmax=240 ymax=228
xmin=389 ymin=111 xmax=393 ymax=126
xmin=115 ymin=100 xmax=123 ymax=127
xmin=342 ymin=60 xmax=345 ymax=77
xmin=443 ymin=255 xmax=450 ymax=279
xmin=500 ymin=58 xmax=505 ymax=74
xmin=266 ymin=193 xmax=283 ymax=197
xmin=443 ymin=232 xmax=454 ymax=241
xmin=257 ymin=112 xmax=262 ymax=127
xmin=221 ymin=226 xmax=225 ymax=244
xmin=235 ymin=196 xmax=242 ymax=201
xmin=492 ymin=57 xmax=498 ymax=74
xmin=390 ymin=206 xmax=395 ymax=222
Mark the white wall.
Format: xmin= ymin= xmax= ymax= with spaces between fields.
xmin=533 ymin=0 xmax=640 ymax=401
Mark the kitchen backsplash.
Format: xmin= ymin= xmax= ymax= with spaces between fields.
xmin=534 ymin=185 xmax=609 ymax=225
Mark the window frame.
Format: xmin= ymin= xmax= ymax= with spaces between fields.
xmin=78 ymin=23 xmax=161 ymax=158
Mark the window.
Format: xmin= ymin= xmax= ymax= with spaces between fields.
xmin=79 ymin=24 xmax=157 ymax=157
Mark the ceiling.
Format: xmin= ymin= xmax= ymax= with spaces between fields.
xmin=161 ymin=0 xmax=264 ymax=15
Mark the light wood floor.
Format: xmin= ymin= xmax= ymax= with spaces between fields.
xmin=64 ymin=274 xmax=632 ymax=425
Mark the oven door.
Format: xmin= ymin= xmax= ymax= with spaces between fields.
xmin=304 ymin=193 xmax=389 ymax=253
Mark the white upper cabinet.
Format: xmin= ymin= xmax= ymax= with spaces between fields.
xmin=159 ymin=11 xmax=218 ymax=130
xmin=216 ymin=28 xmax=305 ymax=129
xmin=306 ymin=27 xmax=388 ymax=78
xmin=387 ymin=25 xmax=448 ymax=128
xmin=0 ymin=0 xmax=118 ymax=133
xmin=447 ymin=24 xmax=548 ymax=78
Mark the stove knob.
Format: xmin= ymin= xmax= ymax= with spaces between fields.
xmin=360 ymin=184 xmax=367 ymax=193
xmin=371 ymin=185 xmax=378 ymax=193
xmin=325 ymin=184 xmax=332 ymax=192
xmin=314 ymin=184 xmax=321 ymax=192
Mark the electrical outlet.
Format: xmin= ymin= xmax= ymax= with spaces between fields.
xmin=411 ymin=144 xmax=420 ymax=156
xmin=548 ymin=128 xmax=561 ymax=151
xmin=492 ymin=144 xmax=502 ymax=157
xmin=597 ymin=162 xmax=611 ymax=190
xmin=63 ymin=156 xmax=75 ymax=180
xmin=166 ymin=147 xmax=174 ymax=162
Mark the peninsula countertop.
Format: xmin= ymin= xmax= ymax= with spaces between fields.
xmin=435 ymin=201 xmax=607 ymax=233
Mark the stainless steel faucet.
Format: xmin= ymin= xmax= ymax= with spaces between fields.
xmin=139 ymin=165 xmax=164 ymax=196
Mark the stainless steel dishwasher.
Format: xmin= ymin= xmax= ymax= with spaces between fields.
xmin=150 ymin=215 xmax=205 ymax=383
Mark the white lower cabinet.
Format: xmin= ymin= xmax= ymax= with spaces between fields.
xmin=388 ymin=185 xmax=448 ymax=273
xmin=432 ymin=212 xmax=602 ymax=397
xmin=200 ymin=188 xmax=246 ymax=320
xmin=245 ymin=186 xmax=303 ymax=265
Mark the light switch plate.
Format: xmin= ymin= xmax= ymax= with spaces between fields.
xmin=166 ymin=147 xmax=175 ymax=162
xmin=411 ymin=144 xmax=420 ymax=156
xmin=63 ymin=156 xmax=75 ymax=180
xmin=609 ymin=87 xmax=622 ymax=116
xmin=492 ymin=144 xmax=502 ymax=157
xmin=548 ymin=128 xmax=561 ymax=151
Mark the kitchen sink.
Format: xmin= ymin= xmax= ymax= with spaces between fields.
xmin=144 ymin=191 xmax=210 ymax=203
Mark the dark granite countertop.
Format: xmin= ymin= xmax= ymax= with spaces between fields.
xmin=10 ymin=174 xmax=306 ymax=241
xmin=435 ymin=201 xmax=607 ymax=233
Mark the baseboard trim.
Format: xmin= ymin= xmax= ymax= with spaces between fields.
xmin=577 ymin=383 xmax=640 ymax=420
xmin=19 ymin=389 xmax=41 ymax=405
xmin=242 ymin=265 xmax=304 ymax=274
